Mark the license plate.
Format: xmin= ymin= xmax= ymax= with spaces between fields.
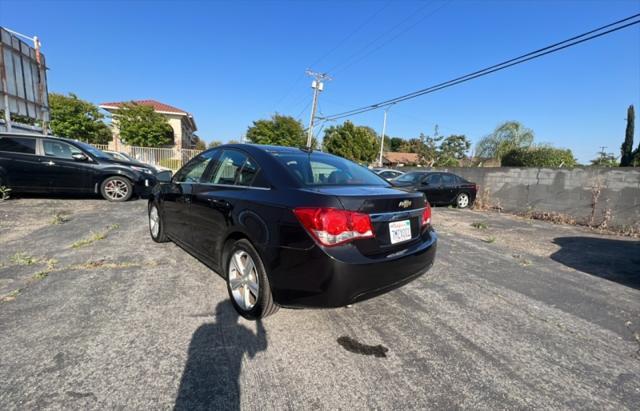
xmin=389 ymin=220 xmax=412 ymax=244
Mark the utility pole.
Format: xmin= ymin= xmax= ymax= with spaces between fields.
xmin=378 ymin=106 xmax=391 ymax=167
xmin=305 ymin=69 xmax=331 ymax=148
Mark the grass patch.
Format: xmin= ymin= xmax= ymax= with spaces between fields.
xmin=471 ymin=222 xmax=489 ymax=230
xmin=483 ymin=236 xmax=497 ymax=244
xmin=33 ymin=270 xmax=49 ymax=280
xmin=10 ymin=252 xmax=38 ymax=265
xmin=70 ymin=224 xmax=119 ymax=249
xmin=50 ymin=210 xmax=71 ymax=225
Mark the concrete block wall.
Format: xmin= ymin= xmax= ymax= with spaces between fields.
xmin=405 ymin=167 xmax=640 ymax=229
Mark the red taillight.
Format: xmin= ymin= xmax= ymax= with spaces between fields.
xmin=422 ymin=203 xmax=432 ymax=226
xmin=293 ymin=207 xmax=375 ymax=247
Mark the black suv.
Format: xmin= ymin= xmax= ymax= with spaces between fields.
xmin=0 ymin=132 xmax=157 ymax=201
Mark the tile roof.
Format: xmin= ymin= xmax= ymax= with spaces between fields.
xmin=384 ymin=152 xmax=420 ymax=164
xmin=99 ymin=100 xmax=188 ymax=115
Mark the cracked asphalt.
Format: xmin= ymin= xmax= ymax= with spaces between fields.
xmin=1 ymin=198 xmax=639 ymax=410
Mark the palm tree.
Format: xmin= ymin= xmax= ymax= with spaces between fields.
xmin=476 ymin=121 xmax=535 ymax=159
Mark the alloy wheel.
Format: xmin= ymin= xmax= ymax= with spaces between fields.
xmin=104 ymin=179 xmax=129 ymax=200
xmin=149 ymin=205 xmax=160 ymax=237
xmin=457 ymin=193 xmax=469 ymax=208
xmin=228 ymin=250 xmax=260 ymax=311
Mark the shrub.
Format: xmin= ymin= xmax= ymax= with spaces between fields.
xmin=501 ymin=146 xmax=577 ymax=168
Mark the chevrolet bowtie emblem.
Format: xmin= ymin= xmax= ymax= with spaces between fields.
xmin=398 ymin=200 xmax=412 ymax=209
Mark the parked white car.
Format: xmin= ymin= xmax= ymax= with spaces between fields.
xmin=373 ymin=168 xmax=405 ymax=180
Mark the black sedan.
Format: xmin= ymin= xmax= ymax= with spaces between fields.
xmin=392 ymin=171 xmax=477 ymax=208
xmin=148 ymin=144 xmax=437 ymax=319
xmin=0 ymin=133 xmax=157 ymax=201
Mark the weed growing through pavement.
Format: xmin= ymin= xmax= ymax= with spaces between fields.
xmin=471 ymin=222 xmax=489 ymax=230
xmin=0 ymin=186 xmax=11 ymax=201
xmin=33 ymin=271 xmax=49 ymax=280
xmin=1 ymin=288 xmax=21 ymax=302
xmin=483 ymin=236 xmax=497 ymax=244
xmin=70 ymin=224 xmax=119 ymax=249
xmin=10 ymin=252 xmax=37 ymax=265
xmin=50 ymin=210 xmax=71 ymax=225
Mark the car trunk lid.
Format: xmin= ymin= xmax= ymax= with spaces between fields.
xmin=301 ymin=186 xmax=427 ymax=255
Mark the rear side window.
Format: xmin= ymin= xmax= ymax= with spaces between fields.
xmin=425 ymin=174 xmax=442 ymax=185
xmin=174 ymin=151 xmax=217 ymax=183
xmin=441 ymin=174 xmax=456 ymax=186
xmin=208 ymin=150 xmax=262 ymax=187
xmin=273 ymin=152 xmax=388 ymax=187
xmin=0 ymin=137 xmax=36 ymax=154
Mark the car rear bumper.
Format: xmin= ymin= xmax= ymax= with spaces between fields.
xmin=267 ymin=229 xmax=437 ymax=308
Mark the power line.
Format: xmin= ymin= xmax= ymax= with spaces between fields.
xmin=331 ymin=0 xmax=453 ymax=76
xmin=325 ymin=1 xmax=438 ymax=74
xmin=272 ymin=2 xmax=391 ymax=110
xmin=320 ymin=13 xmax=640 ymax=121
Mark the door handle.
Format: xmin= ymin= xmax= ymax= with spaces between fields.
xmin=44 ymin=160 xmax=56 ymax=166
xmin=209 ymin=198 xmax=230 ymax=207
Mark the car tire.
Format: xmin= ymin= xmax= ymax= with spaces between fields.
xmin=456 ymin=192 xmax=470 ymax=209
xmin=148 ymin=202 xmax=169 ymax=243
xmin=225 ymin=239 xmax=279 ymax=320
xmin=100 ymin=176 xmax=133 ymax=202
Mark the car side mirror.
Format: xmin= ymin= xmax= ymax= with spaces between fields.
xmin=72 ymin=153 xmax=88 ymax=161
xmin=156 ymin=170 xmax=173 ymax=182
xmin=421 ymin=181 xmax=429 ymax=186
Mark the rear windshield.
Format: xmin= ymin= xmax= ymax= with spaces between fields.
xmin=272 ymin=151 xmax=389 ymax=187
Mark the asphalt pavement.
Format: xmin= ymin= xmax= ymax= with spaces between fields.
xmin=1 ymin=198 xmax=639 ymax=410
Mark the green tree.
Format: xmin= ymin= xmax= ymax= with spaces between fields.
xmin=192 ymin=135 xmax=206 ymax=150
xmin=323 ymin=121 xmax=378 ymax=163
xmin=48 ymin=93 xmax=111 ymax=144
xmin=389 ymin=137 xmax=404 ymax=152
xmin=114 ymin=103 xmax=173 ymax=147
xmin=228 ymin=139 xmax=241 ymax=144
xmin=501 ymin=146 xmax=577 ymax=168
xmin=208 ymin=140 xmax=223 ymax=148
xmin=435 ymin=134 xmax=471 ymax=166
xmin=590 ymin=151 xmax=618 ymax=167
xmin=476 ymin=121 xmax=534 ymax=159
xmin=620 ymin=105 xmax=635 ymax=166
xmin=246 ymin=114 xmax=308 ymax=147
xmin=398 ymin=137 xmax=425 ymax=154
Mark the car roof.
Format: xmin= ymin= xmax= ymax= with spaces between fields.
xmin=219 ymin=143 xmax=342 ymax=160
xmin=0 ymin=132 xmax=79 ymax=144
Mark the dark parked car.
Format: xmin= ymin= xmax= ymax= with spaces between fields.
xmin=392 ymin=171 xmax=477 ymax=208
xmin=148 ymin=144 xmax=437 ymax=319
xmin=0 ymin=132 xmax=157 ymax=201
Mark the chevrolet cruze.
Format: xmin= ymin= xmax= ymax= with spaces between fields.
xmin=148 ymin=144 xmax=437 ymax=319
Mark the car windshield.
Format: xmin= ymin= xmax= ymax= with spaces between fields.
xmin=395 ymin=172 xmax=423 ymax=183
xmin=272 ymin=151 xmax=389 ymax=187
xmin=74 ymin=141 xmax=111 ymax=160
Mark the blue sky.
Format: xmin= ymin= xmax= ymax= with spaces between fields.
xmin=1 ymin=0 xmax=639 ymax=163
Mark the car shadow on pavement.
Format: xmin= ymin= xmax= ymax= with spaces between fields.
xmin=174 ymin=301 xmax=267 ymax=411
xmin=550 ymin=236 xmax=640 ymax=290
